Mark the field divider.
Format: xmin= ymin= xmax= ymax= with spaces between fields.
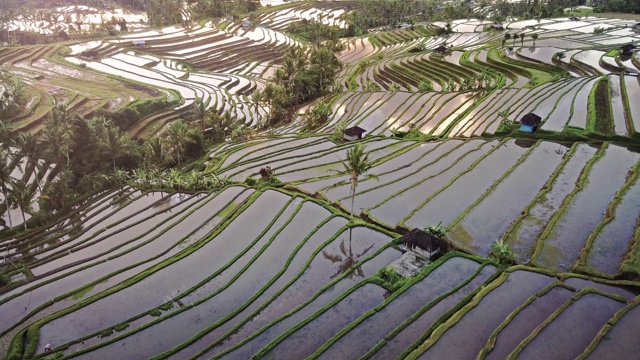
xmin=399 ymin=138 xmax=507 ymax=226
xmin=17 ymin=188 xmax=261 ymax=358
xmin=445 ymin=140 xmax=541 ymax=233
xmin=574 ymin=160 xmax=640 ymax=275
xmin=63 ymin=195 xmax=305 ymax=359
xmin=505 ymin=287 xmax=628 ymax=360
xmin=403 ymin=271 xmax=511 ymax=360
xmin=212 ymin=229 xmax=399 ymax=360
xmin=529 ymin=143 xmax=607 ymax=266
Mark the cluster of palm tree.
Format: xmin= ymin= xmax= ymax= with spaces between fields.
xmin=130 ymin=167 xmax=225 ymax=191
xmin=251 ymin=46 xmax=341 ymax=126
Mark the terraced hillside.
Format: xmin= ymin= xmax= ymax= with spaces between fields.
xmin=2 ymin=2 xmax=640 ymax=360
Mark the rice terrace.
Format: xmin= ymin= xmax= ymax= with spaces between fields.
xmin=1 ymin=0 xmax=640 ymax=358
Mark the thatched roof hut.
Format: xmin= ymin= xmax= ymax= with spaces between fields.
xmin=519 ymin=113 xmax=542 ymax=133
xmin=433 ymin=45 xmax=448 ymax=55
xmin=343 ymin=126 xmax=366 ymax=141
xmin=401 ymin=228 xmax=445 ymax=260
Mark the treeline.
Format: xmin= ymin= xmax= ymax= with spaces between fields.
xmin=188 ymin=0 xmax=260 ymax=22
xmin=251 ymin=46 xmax=341 ymax=127
xmin=592 ymin=0 xmax=640 ymax=13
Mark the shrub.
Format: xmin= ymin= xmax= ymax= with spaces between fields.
xmin=490 ymin=238 xmax=512 ymax=265
xmin=98 ymin=329 xmax=114 ymax=338
xmin=150 ymin=309 xmax=162 ymax=317
xmin=376 ymin=266 xmax=409 ymax=293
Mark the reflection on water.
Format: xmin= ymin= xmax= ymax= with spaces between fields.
xmin=322 ymin=234 xmax=374 ymax=279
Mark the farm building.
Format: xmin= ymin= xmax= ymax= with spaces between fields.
xmin=493 ymin=23 xmax=504 ymax=30
xmin=343 ymin=126 xmax=366 ymax=141
xmin=569 ymin=16 xmax=579 ymax=21
xmin=621 ymin=43 xmax=636 ymax=55
xmin=519 ymin=113 xmax=542 ymax=133
xmin=401 ymin=228 xmax=445 ymax=260
xmin=433 ymin=45 xmax=448 ymax=55
xmin=633 ymin=22 xmax=640 ymax=30
xmin=242 ymin=20 xmax=252 ymax=29
xmin=132 ymin=39 xmax=145 ymax=47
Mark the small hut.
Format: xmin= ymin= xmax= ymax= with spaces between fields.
xmin=343 ymin=126 xmax=366 ymax=141
xmin=632 ymin=23 xmax=640 ymax=30
xmin=493 ymin=23 xmax=504 ymax=30
xmin=132 ymin=39 xmax=145 ymax=47
xmin=621 ymin=43 xmax=637 ymax=56
xmin=433 ymin=45 xmax=448 ymax=55
xmin=242 ymin=20 xmax=252 ymax=29
xmin=519 ymin=113 xmax=542 ymax=133
xmin=401 ymin=228 xmax=445 ymax=260
xmin=568 ymin=16 xmax=580 ymax=21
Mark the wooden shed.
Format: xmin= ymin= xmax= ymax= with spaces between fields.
xmin=401 ymin=228 xmax=445 ymax=260
xmin=343 ymin=126 xmax=366 ymax=141
xmin=519 ymin=113 xmax=542 ymax=133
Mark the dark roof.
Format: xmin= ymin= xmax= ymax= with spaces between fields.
xmin=344 ymin=126 xmax=367 ymax=137
xmin=434 ymin=45 xmax=447 ymax=53
xmin=569 ymin=16 xmax=579 ymax=21
xmin=520 ymin=113 xmax=542 ymax=126
xmin=401 ymin=228 xmax=445 ymax=253
xmin=493 ymin=23 xmax=504 ymax=29
xmin=621 ymin=44 xmax=637 ymax=51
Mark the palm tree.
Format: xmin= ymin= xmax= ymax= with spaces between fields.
xmin=101 ymin=124 xmax=130 ymax=174
xmin=193 ymin=97 xmax=208 ymax=135
xmin=42 ymin=105 xmax=74 ymax=167
xmin=144 ymin=137 xmax=167 ymax=168
xmin=8 ymin=178 xmax=33 ymax=229
xmin=165 ymin=120 xmax=196 ymax=165
xmin=532 ymin=33 xmax=539 ymax=47
xmin=14 ymin=133 xmax=43 ymax=193
xmin=331 ymin=144 xmax=379 ymax=253
xmin=251 ymin=89 xmax=263 ymax=123
xmin=503 ymin=33 xmax=510 ymax=48
xmin=0 ymin=151 xmax=16 ymax=228
xmin=311 ymin=46 xmax=341 ymax=92
xmin=519 ymin=33 xmax=525 ymax=46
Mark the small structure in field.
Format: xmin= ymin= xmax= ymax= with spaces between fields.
xmin=493 ymin=23 xmax=504 ymax=30
xmin=568 ymin=16 xmax=580 ymax=21
xmin=401 ymin=228 xmax=445 ymax=260
xmin=343 ymin=126 xmax=366 ymax=141
xmin=632 ymin=23 xmax=640 ymax=30
xmin=433 ymin=45 xmax=448 ymax=55
xmin=242 ymin=20 xmax=252 ymax=29
xmin=132 ymin=39 xmax=145 ymax=47
xmin=621 ymin=43 xmax=637 ymax=56
xmin=519 ymin=112 xmax=542 ymax=133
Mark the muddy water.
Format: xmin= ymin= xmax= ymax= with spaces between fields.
xmin=370 ymin=265 xmax=497 ymax=360
xmin=543 ymin=78 xmax=597 ymax=132
xmin=36 ymin=191 xmax=291 ymax=348
xmin=370 ymin=140 xmax=493 ymax=227
xmin=535 ymin=145 xmax=640 ymax=272
xmin=507 ymin=143 xmax=598 ymax=262
xmin=172 ymin=216 xmax=350 ymax=359
xmin=406 ymin=139 xmax=529 ymax=230
xmin=77 ymin=200 xmax=331 ymax=359
xmin=418 ymin=270 xmax=554 ymax=359
xmin=517 ymin=293 xmax=624 ymax=359
xmin=624 ymin=76 xmax=640 ymax=132
xmin=263 ymin=283 xmax=388 ymax=359
xmin=317 ymin=257 xmax=482 ymax=360
xmin=586 ymin=305 xmax=640 ymax=359
xmin=2 ymin=188 xmax=248 ymax=338
xmin=486 ymin=286 xmax=575 ymax=359
xmin=609 ymin=75 xmax=628 ymax=136
xmin=218 ymin=247 xmax=400 ymax=360
xmin=586 ymin=171 xmax=640 ymax=276
xmin=31 ymin=192 xmax=195 ymax=276
xmin=453 ymin=141 xmax=566 ymax=255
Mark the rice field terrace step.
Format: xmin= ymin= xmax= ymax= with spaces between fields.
xmin=583 ymin=297 xmax=640 ymax=359
xmin=511 ymin=290 xmax=626 ymax=359
xmin=411 ymin=269 xmax=556 ymax=359
xmin=315 ymin=256 xmax=487 ymax=360
xmin=532 ymin=144 xmax=640 ymax=272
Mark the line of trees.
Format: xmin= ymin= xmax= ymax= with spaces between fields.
xmin=251 ymin=46 xmax=342 ymax=127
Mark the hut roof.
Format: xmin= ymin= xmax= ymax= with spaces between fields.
xmin=621 ymin=44 xmax=637 ymax=51
xmin=434 ymin=45 xmax=447 ymax=54
xmin=520 ymin=113 xmax=542 ymax=126
xmin=401 ymin=228 xmax=444 ymax=253
xmin=568 ymin=16 xmax=579 ymax=21
xmin=344 ymin=126 xmax=367 ymax=137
